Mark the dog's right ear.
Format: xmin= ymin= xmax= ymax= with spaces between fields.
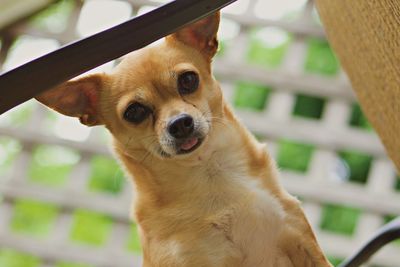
xmin=35 ymin=74 xmax=105 ymax=126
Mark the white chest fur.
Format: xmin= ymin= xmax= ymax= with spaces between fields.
xmin=229 ymin=178 xmax=286 ymax=266
xmin=141 ymin=167 xmax=287 ymax=267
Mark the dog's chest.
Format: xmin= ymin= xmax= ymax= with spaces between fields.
xmin=141 ymin=173 xmax=286 ymax=267
xmin=227 ymin=178 xmax=286 ymax=266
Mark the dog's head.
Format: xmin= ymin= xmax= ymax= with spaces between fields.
xmin=36 ymin=12 xmax=224 ymax=161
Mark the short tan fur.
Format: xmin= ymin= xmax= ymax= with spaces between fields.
xmin=36 ymin=12 xmax=332 ymax=267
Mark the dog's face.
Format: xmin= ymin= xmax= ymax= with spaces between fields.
xmin=36 ymin=13 xmax=223 ymax=161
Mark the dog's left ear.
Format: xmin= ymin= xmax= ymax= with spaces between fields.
xmin=167 ymin=12 xmax=220 ymax=59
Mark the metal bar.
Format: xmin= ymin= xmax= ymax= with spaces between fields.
xmin=339 ymin=217 xmax=400 ymax=267
xmin=0 ymin=0 xmax=236 ymax=114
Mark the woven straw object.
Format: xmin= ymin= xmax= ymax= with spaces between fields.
xmin=315 ymin=0 xmax=400 ymax=172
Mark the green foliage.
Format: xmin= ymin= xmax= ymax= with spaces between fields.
xmin=277 ymin=140 xmax=314 ymax=172
xmin=395 ymin=175 xmax=400 ymax=191
xmin=327 ymin=256 xmax=343 ymax=266
xmin=320 ymin=204 xmax=361 ymax=235
xmin=56 ymin=262 xmax=93 ymax=267
xmin=30 ymin=0 xmax=75 ymax=33
xmin=338 ymin=151 xmax=372 ymax=184
xmin=0 ymin=137 xmax=21 ymax=175
xmin=70 ymin=210 xmax=112 ymax=246
xmin=0 ymin=102 xmax=34 ymax=127
xmin=247 ymin=29 xmax=291 ymax=68
xmin=29 ymin=145 xmax=80 ymax=186
xmin=11 ymin=200 xmax=58 ymax=237
xmin=8 ymin=105 xmax=32 ymax=125
xmin=293 ymin=94 xmax=325 ymax=119
xmin=88 ymin=156 xmax=125 ymax=194
xmin=216 ymin=40 xmax=226 ymax=57
xmin=349 ymin=103 xmax=372 ymax=130
xmin=234 ymin=81 xmax=272 ymax=111
xmin=384 ymin=214 xmax=397 ymax=224
xmin=304 ymin=38 xmax=339 ymax=76
xmin=127 ymin=223 xmax=142 ymax=253
xmin=0 ymin=249 xmax=40 ymax=267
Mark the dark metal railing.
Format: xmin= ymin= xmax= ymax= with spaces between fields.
xmin=339 ymin=217 xmax=400 ymax=267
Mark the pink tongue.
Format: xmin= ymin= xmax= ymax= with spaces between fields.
xmin=180 ymin=137 xmax=199 ymax=151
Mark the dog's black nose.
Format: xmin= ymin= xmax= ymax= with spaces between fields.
xmin=168 ymin=114 xmax=194 ymax=139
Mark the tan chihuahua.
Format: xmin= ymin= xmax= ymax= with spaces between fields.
xmin=36 ymin=12 xmax=332 ymax=267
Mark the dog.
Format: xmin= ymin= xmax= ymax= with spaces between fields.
xmin=36 ymin=12 xmax=332 ymax=267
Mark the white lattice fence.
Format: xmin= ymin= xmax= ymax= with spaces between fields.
xmin=0 ymin=0 xmax=399 ymax=267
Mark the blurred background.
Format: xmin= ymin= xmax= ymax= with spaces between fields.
xmin=0 ymin=0 xmax=399 ymax=266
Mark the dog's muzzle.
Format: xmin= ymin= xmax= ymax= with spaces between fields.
xmin=167 ymin=114 xmax=204 ymax=154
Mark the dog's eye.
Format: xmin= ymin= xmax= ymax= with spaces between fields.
xmin=124 ymin=103 xmax=151 ymax=124
xmin=178 ymin=71 xmax=199 ymax=95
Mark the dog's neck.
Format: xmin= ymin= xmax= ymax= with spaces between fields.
xmin=114 ymin=101 xmax=279 ymax=207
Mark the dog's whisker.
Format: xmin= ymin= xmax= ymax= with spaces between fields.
xmin=209 ymin=116 xmax=233 ymax=131
xmin=140 ymin=151 xmax=152 ymax=163
xmin=137 ymin=134 xmax=158 ymax=143
xmin=139 ymin=143 xmax=156 ymax=163
xmin=198 ymin=108 xmax=232 ymax=131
